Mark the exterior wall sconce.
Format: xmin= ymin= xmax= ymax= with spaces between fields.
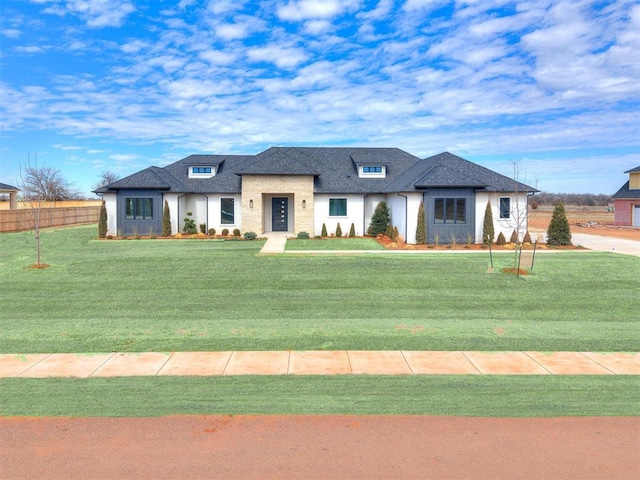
xmin=249 ymin=199 xmax=254 ymax=209
xmin=302 ymin=199 xmax=306 ymax=208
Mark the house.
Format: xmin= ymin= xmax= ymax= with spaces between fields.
xmin=0 ymin=182 xmax=20 ymax=210
xmin=95 ymin=147 xmax=537 ymax=243
xmin=611 ymin=166 xmax=640 ymax=227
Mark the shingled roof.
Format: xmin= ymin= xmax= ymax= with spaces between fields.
xmin=95 ymin=148 xmax=536 ymax=195
xmin=0 ymin=182 xmax=20 ymax=191
xmin=384 ymin=152 xmax=537 ymax=193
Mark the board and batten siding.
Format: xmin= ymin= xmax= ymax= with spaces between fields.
xmin=116 ymin=189 xmax=163 ymax=236
xmin=423 ymin=188 xmax=476 ymax=244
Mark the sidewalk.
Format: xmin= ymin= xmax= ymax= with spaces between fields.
xmin=2 ymin=351 xmax=638 ymax=378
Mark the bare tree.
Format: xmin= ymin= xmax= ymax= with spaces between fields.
xmin=18 ymin=160 xmax=79 ymax=266
xmin=93 ymin=170 xmax=120 ymax=192
xmin=20 ymin=163 xmax=81 ymax=201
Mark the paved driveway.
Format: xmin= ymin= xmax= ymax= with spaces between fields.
xmin=571 ymin=233 xmax=640 ymax=257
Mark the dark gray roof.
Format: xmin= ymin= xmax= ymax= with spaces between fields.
xmin=612 ymin=181 xmax=640 ymax=199
xmin=625 ymin=166 xmax=640 ymax=173
xmin=384 ymin=152 xmax=537 ymax=193
xmin=0 ymin=182 xmax=19 ymax=191
xmin=95 ymin=148 xmax=536 ymax=195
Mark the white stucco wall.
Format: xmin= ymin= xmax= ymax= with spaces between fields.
xmin=475 ymin=192 xmax=530 ymax=243
xmin=102 ymin=193 xmax=117 ymax=236
xmin=314 ymin=194 xmax=366 ymax=236
xmin=207 ymin=194 xmax=242 ymax=232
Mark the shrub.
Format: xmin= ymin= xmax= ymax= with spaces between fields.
xmin=221 ymin=228 xmax=229 ymax=236
xmin=297 ymin=231 xmax=310 ymax=239
xmin=233 ymin=228 xmax=241 ymax=236
xmin=162 ymin=200 xmax=172 ymax=236
xmin=416 ymin=200 xmax=426 ymax=244
xmin=208 ymin=228 xmax=216 ymax=236
xmin=449 ymin=232 xmax=457 ymax=248
xmin=509 ymin=229 xmax=518 ymax=244
xmin=391 ymin=226 xmax=399 ymax=242
xmin=314 ymin=235 xmax=321 ymax=239
xmin=523 ymin=231 xmax=532 ymax=244
xmin=98 ymin=201 xmax=107 ymax=238
xmin=496 ymin=232 xmax=506 ymax=245
xmin=547 ymin=202 xmax=572 ymax=245
xmin=367 ymin=201 xmax=390 ymax=236
xmin=385 ymin=224 xmax=393 ymax=238
xmin=482 ymin=201 xmax=494 ymax=245
xmin=321 ymin=223 xmax=328 ymax=237
xmin=183 ymin=212 xmax=197 ymax=234
xmin=466 ymin=233 xmax=473 ymax=247
xmin=335 ymin=223 xmax=342 ymax=237
xmin=243 ymin=231 xmax=257 ymax=240
xmin=531 ymin=200 xmax=539 ymax=210
xmin=433 ymin=233 xmax=440 ymax=247
xmin=199 ymin=223 xmax=207 ymax=234
xmin=349 ymin=223 xmax=356 ymax=237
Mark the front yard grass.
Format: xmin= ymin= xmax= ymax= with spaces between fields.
xmin=0 ymin=225 xmax=638 ymax=353
xmin=286 ymin=237 xmax=385 ymax=250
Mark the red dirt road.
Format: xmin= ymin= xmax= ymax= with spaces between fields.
xmin=2 ymin=416 xmax=638 ymax=479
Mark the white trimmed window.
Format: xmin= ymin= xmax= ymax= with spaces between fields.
xmin=189 ymin=166 xmax=216 ymax=178
xmin=358 ymin=165 xmax=386 ymax=178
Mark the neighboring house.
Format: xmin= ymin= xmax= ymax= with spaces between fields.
xmin=611 ymin=166 xmax=640 ymax=227
xmin=95 ymin=147 xmax=537 ymax=244
xmin=0 ymin=182 xmax=20 ymax=210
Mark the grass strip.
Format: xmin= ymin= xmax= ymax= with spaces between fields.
xmin=1 ymin=376 xmax=637 ymax=417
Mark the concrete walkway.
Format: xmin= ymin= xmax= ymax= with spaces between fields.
xmin=2 ymin=351 xmax=638 ymax=377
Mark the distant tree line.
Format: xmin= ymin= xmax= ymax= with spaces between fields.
xmin=529 ymin=192 xmax=611 ymax=207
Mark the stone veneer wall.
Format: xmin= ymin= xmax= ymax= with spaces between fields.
xmin=241 ymin=175 xmax=314 ymax=234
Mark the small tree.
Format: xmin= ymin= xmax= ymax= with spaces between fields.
xmin=349 ymin=223 xmax=356 ymax=237
xmin=162 ymin=200 xmax=172 ymax=236
xmin=98 ymin=201 xmax=107 ymax=238
xmin=391 ymin=226 xmax=399 ymax=241
xmin=547 ymin=202 xmax=572 ymax=245
xmin=335 ymin=223 xmax=342 ymax=237
xmin=183 ymin=212 xmax=197 ymax=234
xmin=482 ymin=201 xmax=494 ymax=245
xmin=321 ymin=223 xmax=328 ymax=237
xmin=367 ymin=201 xmax=390 ymax=236
xmin=496 ymin=232 xmax=506 ymax=245
xmin=509 ymin=229 xmax=518 ymax=244
xmin=416 ymin=200 xmax=426 ymax=244
xmin=93 ymin=170 xmax=120 ymax=192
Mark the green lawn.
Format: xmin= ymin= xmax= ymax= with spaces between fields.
xmin=1 ymin=376 xmax=637 ymax=417
xmin=286 ymin=237 xmax=385 ymax=250
xmin=1 ymin=225 xmax=638 ymax=353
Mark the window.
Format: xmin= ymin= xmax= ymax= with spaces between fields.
xmin=125 ymin=198 xmax=153 ymax=220
xmin=189 ymin=166 xmax=215 ymax=178
xmin=221 ymin=198 xmax=234 ymax=224
xmin=359 ymin=165 xmax=385 ymax=178
xmin=499 ymin=197 xmax=511 ymax=219
xmin=329 ymin=198 xmax=347 ymax=216
xmin=434 ymin=198 xmax=466 ymax=224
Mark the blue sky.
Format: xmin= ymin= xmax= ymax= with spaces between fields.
xmin=1 ymin=0 xmax=638 ymax=196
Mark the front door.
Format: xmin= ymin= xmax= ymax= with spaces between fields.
xmin=272 ymin=197 xmax=288 ymax=231
xmin=634 ymin=205 xmax=640 ymax=227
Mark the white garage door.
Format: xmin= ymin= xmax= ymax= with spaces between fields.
xmin=634 ymin=205 xmax=640 ymax=227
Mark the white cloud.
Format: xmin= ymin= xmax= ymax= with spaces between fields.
xmin=14 ymin=45 xmax=46 ymax=53
xmin=199 ymin=50 xmax=236 ymax=65
xmin=2 ymin=29 xmax=22 ymax=39
xmin=247 ymin=45 xmax=307 ymax=68
xmin=216 ymin=23 xmax=250 ymax=40
xmin=37 ymin=0 xmax=135 ymax=28
xmin=277 ymin=0 xmax=359 ymax=21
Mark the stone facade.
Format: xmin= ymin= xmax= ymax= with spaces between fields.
xmin=241 ymin=175 xmax=314 ymax=234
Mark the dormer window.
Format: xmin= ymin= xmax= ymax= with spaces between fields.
xmin=189 ymin=166 xmax=216 ymax=178
xmin=358 ymin=165 xmax=386 ymax=178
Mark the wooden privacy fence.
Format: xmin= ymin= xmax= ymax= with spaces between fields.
xmin=0 ymin=206 xmax=100 ymax=233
